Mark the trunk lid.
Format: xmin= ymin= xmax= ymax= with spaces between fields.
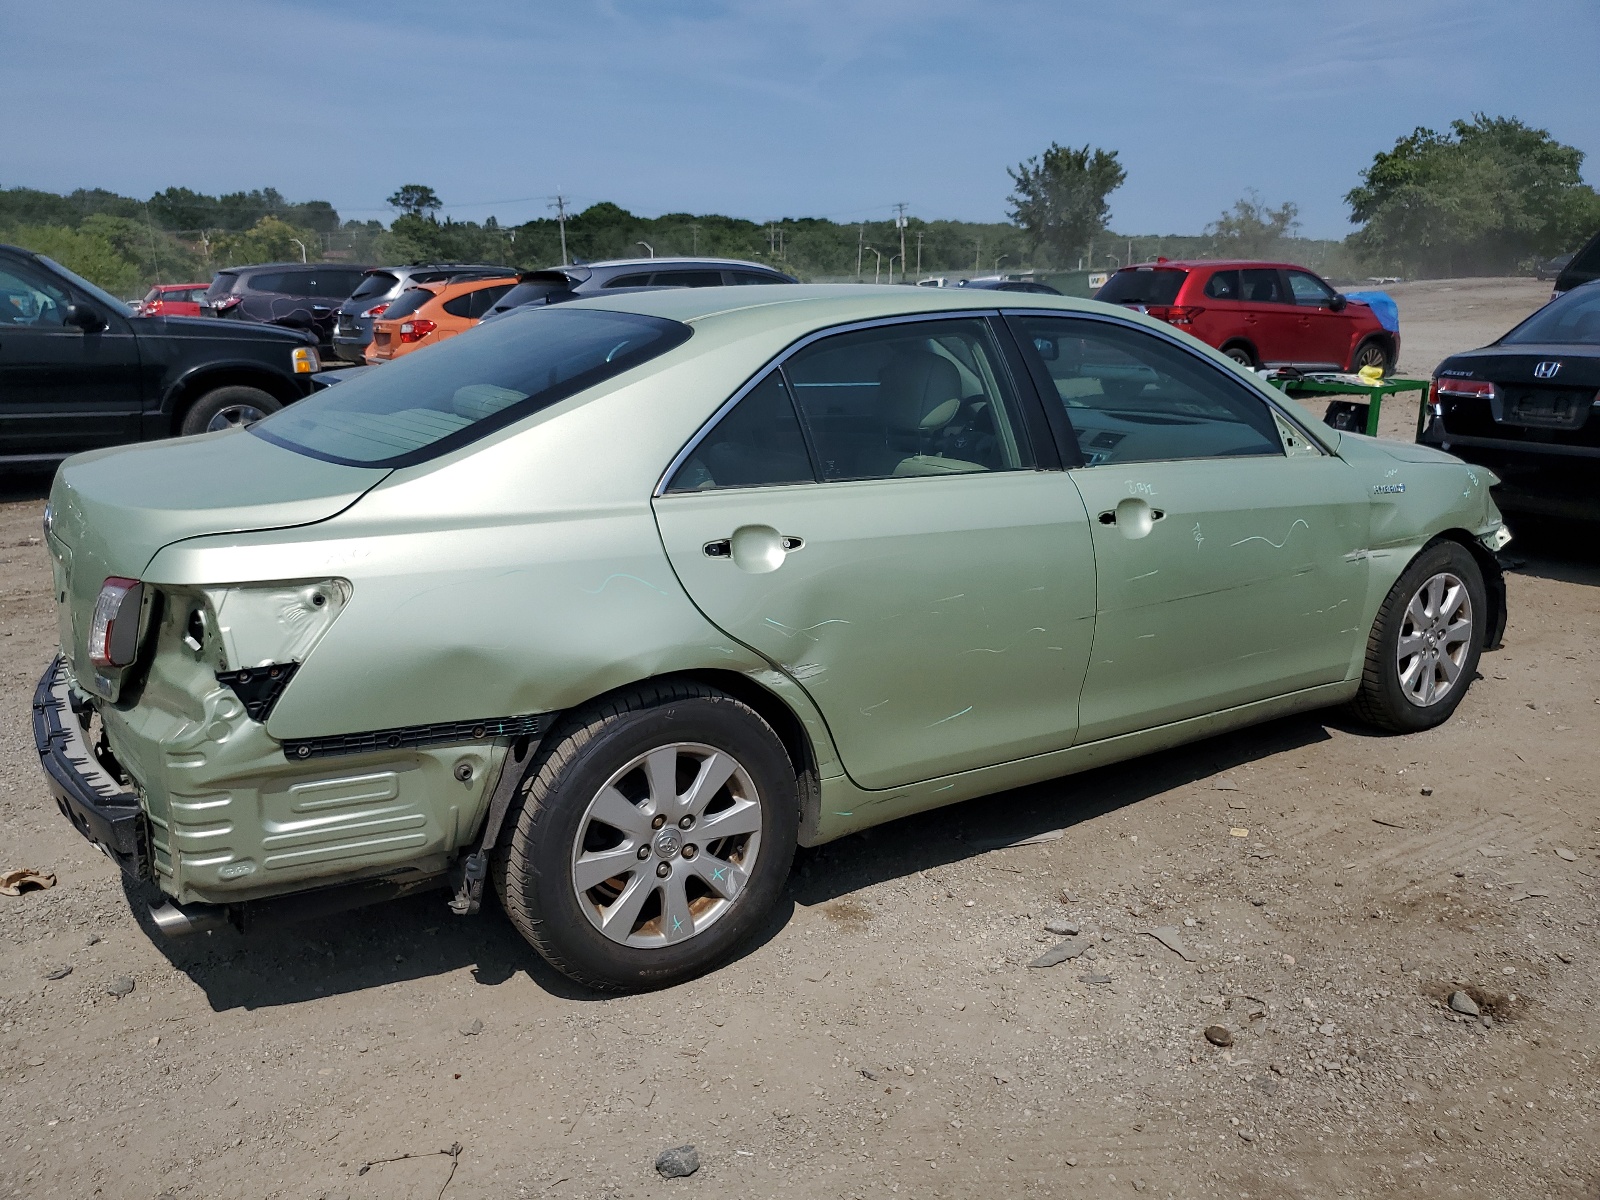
xmin=48 ymin=430 xmax=388 ymax=691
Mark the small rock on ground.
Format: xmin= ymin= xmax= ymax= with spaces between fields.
xmin=106 ymin=976 xmax=134 ymax=998
xmin=1043 ymin=919 xmax=1079 ymax=936
xmin=1448 ymin=990 xmax=1480 ymax=1017
xmin=655 ymin=1145 xmax=700 ymax=1178
xmin=1204 ymin=1025 xmax=1234 ymax=1047
xmin=459 ymin=1018 xmax=484 ymax=1036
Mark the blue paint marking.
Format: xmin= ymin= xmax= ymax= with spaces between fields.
xmin=672 ymin=916 xmax=683 ymax=931
xmin=712 ymin=866 xmax=727 ymax=881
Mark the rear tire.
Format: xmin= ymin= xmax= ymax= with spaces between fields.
xmin=493 ymin=681 xmax=799 ymax=992
xmin=1351 ymin=338 xmax=1394 ymax=376
xmin=1222 ymin=343 xmax=1258 ymax=369
xmin=180 ymin=385 xmax=280 ymax=437
xmin=1350 ymin=541 xmax=1485 ymax=733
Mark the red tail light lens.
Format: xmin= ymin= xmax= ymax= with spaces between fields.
xmin=1144 ymin=305 xmax=1204 ymax=327
xmin=88 ymin=577 xmax=145 ymax=668
xmin=1434 ymin=377 xmax=1495 ymax=399
xmin=398 ymin=319 xmax=437 ymax=343
xmin=361 ymin=303 xmax=390 ymax=318
xmin=212 ymin=295 xmax=244 ymax=314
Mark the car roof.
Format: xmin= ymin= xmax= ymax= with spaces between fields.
xmin=1114 ymin=259 xmax=1315 ymax=273
xmin=583 ymin=256 xmax=784 ymax=271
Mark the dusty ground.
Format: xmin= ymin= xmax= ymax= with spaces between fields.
xmin=2 ymin=278 xmax=1596 ymax=1200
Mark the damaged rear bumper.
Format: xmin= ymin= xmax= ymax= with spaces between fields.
xmin=32 ymin=655 xmax=151 ymax=880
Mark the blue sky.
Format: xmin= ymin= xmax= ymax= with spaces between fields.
xmin=4 ymin=0 xmax=1596 ymax=239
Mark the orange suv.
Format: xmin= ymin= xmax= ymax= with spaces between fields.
xmin=367 ymin=274 xmax=517 ymax=362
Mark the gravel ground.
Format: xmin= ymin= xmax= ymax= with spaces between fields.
xmin=2 ymin=278 xmax=1596 ymax=1199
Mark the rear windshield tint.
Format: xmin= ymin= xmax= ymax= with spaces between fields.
xmin=1096 ymin=268 xmax=1188 ymax=306
xmin=350 ymin=272 xmax=399 ymax=300
xmin=204 ymin=273 xmax=238 ymax=300
xmin=380 ymin=288 xmax=437 ymax=320
xmin=1500 ymin=283 xmax=1600 ymax=346
xmin=252 ymin=308 xmax=692 ymax=468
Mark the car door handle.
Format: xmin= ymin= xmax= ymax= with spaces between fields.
xmin=703 ymin=527 xmax=803 ymax=572
xmin=1097 ymin=498 xmax=1164 ymax=540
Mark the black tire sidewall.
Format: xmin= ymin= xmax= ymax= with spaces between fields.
xmin=506 ymin=694 xmax=798 ymax=990
xmin=180 ymin=385 xmax=281 ymax=437
xmin=1223 ymin=345 xmax=1256 ymax=368
xmin=1367 ymin=542 xmax=1486 ymax=732
xmin=1352 ymin=338 xmax=1393 ymax=375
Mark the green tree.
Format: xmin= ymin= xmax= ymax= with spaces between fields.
xmin=1206 ymin=191 xmax=1301 ymax=258
xmin=211 ymin=215 xmax=322 ymax=266
xmin=0 ymin=223 xmax=143 ymax=296
xmin=387 ymin=184 xmax=442 ymax=218
xmin=1006 ymin=143 xmax=1126 ymax=266
xmin=1346 ymin=115 xmax=1600 ymax=277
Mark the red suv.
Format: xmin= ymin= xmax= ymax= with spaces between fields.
xmin=1094 ymin=259 xmax=1397 ymax=374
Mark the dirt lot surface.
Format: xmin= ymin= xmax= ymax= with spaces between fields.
xmin=3 ymin=279 xmax=1596 ymax=1199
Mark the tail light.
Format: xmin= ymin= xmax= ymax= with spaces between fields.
xmin=360 ymin=303 xmax=390 ymax=318
xmin=211 ymin=295 xmax=244 ymax=314
xmin=88 ymin=577 xmax=145 ymax=668
xmin=1434 ymin=377 xmax=1495 ymax=400
xmin=1145 ymin=305 xmax=1204 ymax=327
xmin=399 ymin=319 xmax=437 ymax=343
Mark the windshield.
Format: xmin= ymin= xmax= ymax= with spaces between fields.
xmin=252 ymin=306 xmax=692 ymax=468
xmin=1500 ymin=283 xmax=1600 ymax=346
xmin=40 ymin=257 xmax=133 ymax=315
xmin=1095 ymin=268 xmax=1187 ymax=306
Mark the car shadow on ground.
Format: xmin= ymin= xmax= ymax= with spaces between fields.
xmin=1496 ymin=515 xmax=1600 ymax=588
xmin=135 ymin=709 xmax=1339 ymax=1010
xmin=0 ymin=467 xmax=53 ymax=504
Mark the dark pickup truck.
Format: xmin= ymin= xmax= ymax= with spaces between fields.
xmin=1 ymin=244 xmax=320 ymax=466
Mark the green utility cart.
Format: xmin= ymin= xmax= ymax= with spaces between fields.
xmin=1266 ymin=372 xmax=1429 ymax=438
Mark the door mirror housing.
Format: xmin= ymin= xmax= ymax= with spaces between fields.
xmin=1328 ymin=294 xmax=1348 ymax=312
xmin=64 ymin=303 xmax=106 ymax=332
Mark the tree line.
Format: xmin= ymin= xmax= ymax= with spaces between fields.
xmin=4 ymin=112 xmax=1594 ymax=296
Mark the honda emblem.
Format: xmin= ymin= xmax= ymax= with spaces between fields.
xmin=1533 ymin=360 xmax=1561 ymax=379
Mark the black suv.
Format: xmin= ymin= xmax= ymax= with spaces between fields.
xmin=200 ymin=263 xmax=371 ymax=348
xmin=0 ymin=244 xmax=321 ymax=463
xmin=483 ymin=257 xmax=795 ymax=319
xmin=332 ymin=263 xmax=511 ymax=362
xmin=1552 ymin=230 xmax=1600 ymax=296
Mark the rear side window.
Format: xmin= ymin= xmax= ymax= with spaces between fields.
xmin=253 ymin=308 xmax=692 ymax=468
xmin=666 ymin=373 xmax=815 ymax=492
xmin=783 ymin=318 xmax=1034 ymax=481
xmin=1096 ymin=268 xmax=1187 ymax=306
xmin=1240 ymin=268 xmax=1288 ymax=304
xmin=649 ymin=270 xmax=724 ymax=288
xmin=246 ymin=271 xmax=313 ymax=295
xmin=1203 ymin=270 xmax=1240 ymax=300
xmin=350 ymin=272 xmax=399 ymax=300
xmin=441 ymin=283 xmax=514 ymax=319
xmin=726 ymin=271 xmax=787 ymax=285
xmin=1011 ymin=315 xmax=1283 ymax=465
xmin=605 ymin=273 xmax=653 ymax=288
xmin=314 ymin=270 xmax=367 ymax=298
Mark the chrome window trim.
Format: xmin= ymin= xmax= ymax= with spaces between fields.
xmin=997 ymin=305 xmax=1338 ymax=458
xmin=653 ymin=308 xmax=1004 ymax=497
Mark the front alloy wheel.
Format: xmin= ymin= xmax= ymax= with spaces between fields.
xmin=1395 ymin=572 xmax=1473 ymax=707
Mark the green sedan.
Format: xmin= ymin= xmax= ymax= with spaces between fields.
xmin=34 ymin=285 xmax=1509 ymax=990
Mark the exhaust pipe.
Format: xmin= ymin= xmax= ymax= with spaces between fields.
xmin=148 ymin=899 xmax=231 ymax=937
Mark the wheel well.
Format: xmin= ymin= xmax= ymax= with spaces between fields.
xmin=165 ymin=368 xmax=300 ymax=434
xmin=1429 ymin=530 xmax=1507 ymax=651
xmin=1354 ymin=332 xmax=1397 ymax=364
xmin=1219 ymin=339 xmax=1258 ymax=365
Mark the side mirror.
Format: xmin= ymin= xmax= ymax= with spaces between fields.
xmin=1329 ymin=294 xmax=1348 ymax=312
xmin=64 ymin=303 xmax=106 ymax=332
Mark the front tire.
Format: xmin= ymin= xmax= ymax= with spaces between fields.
xmin=180 ymin=385 xmax=281 ymax=437
xmin=1222 ymin=343 xmax=1258 ymax=369
xmin=1351 ymin=337 xmax=1394 ymax=376
xmin=1350 ymin=541 xmax=1485 ymax=733
xmin=494 ymin=681 xmax=799 ymax=992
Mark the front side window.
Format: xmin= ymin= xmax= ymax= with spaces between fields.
xmin=0 ymin=262 xmax=70 ymax=326
xmin=649 ymin=270 xmax=725 ymax=288
xmin=1011 ymin=315 xmax=1284 ymax=465
xmin=726 ymin=271 xmax=786 ymax=285
xmin=1287 ymin=270 xmax=1337 ymax=307
xmin=605 ymin=273 xmax=653 ymax=289
xmin=253 ymin=308 xmax=692 ymax=467
xmin=1240 ymin=268 xmax=1289 ymax=304
xmin=665 ymin=373 xmax=814 ymax=492
xmin=783 ymin=318 xmax=1033 ymax=480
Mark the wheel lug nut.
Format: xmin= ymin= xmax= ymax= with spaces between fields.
xmin=682 ymin=845 xmax=697 ymax=859
xmin=651 ymin=814 xmax=666 ymax=830
xmin=637 ymin=845 xmax=651 ymax=860
xmin=656 ymin=862 xmax=671 ymax=878
xmin=678 ymin=815 xmax=694 ymax=830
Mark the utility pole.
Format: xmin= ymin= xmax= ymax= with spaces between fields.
xmin=857 ymin=224 xmax=865 ymax=281
xmin=893 ymin=202 xmax=909 ymax=283
xmin=915 ymin=231 xmax=924 ymax=277
xmin=974 ymin=237 xmax=981 ymax=276
xmin=690 ymin=223 xmax=700 ymax=254
xmin=551 ymin=192 xmax=570 ymax=265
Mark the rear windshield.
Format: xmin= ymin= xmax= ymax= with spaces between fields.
xmin=204 ymin=273 xmax=237 ymax=300
xmin=380 ymin=287 xmax=437 ymax=320
xmin=1096 ymin=268 xmax=1188 ymax=306
xmin=252 ymin=307 xmax=692 ymax=467
xmin=486 ymin=280 xmax=570 ymax=316
xmin=350 ymin=272 xmax=399 ymax=300
xmin=1500 ymin=283 xmax=1600 ymax=346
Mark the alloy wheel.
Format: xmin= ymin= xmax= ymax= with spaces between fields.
xmin=1396 ymin=571 xmax=1474 ymax=707
xmin=206 ymin=403 xmax=268 ymax=432
xmin=571 ymin=742 xmax=763 ymax=948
